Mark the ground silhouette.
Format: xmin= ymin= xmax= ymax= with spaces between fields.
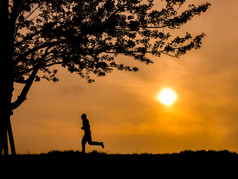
xmin=1 ymin=150 xmax=237 ymax=178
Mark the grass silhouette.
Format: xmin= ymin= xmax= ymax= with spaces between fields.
xmin=1 ymin=150 xmax=238 ymax=178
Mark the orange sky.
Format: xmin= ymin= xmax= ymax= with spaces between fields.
xmin=13 ymin=0 xmax=238 ymax=154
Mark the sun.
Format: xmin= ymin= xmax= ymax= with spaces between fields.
xmin=157 ymin=88 xmax=177 ymax=105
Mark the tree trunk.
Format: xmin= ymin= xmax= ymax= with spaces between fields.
xmin=0 ymin=48 xmax=16 ymax=156
xmin=0 ymin=74 xmax=16 ymax=155
xmin=0 ymin=112 xmax=16 ymax=156
xmin=0 ymin=0 xmax=16 ymax=156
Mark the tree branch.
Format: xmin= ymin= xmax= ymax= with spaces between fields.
xmin=11 ymin=65 xmax=39 ymax=110
xmin=24 ymin=3 xmax=43 ymax=20
xmin=15 ymin=40 xmax=66 ymax=63
xmin=14 ymin=31 xmax=41 ymax=47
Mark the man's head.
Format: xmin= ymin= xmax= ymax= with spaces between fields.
xmin=81 ymin=113 xmax=87 ymax=120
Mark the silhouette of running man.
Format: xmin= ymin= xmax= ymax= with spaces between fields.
xmin=81 ymin=113 xmax=104 ymax=153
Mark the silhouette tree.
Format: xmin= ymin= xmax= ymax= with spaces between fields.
xmin=1 ymin=0 xmax=210 ymax=155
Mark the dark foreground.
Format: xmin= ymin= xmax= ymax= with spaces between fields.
xmin=1 ymin=150 xmax=238 ymax=178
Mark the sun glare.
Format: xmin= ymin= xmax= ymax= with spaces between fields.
xmin=157 ymin=88 xmax=177 ymax=105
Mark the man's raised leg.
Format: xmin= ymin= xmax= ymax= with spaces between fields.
xmin=88 ymin=140 xmax=104 ymax=148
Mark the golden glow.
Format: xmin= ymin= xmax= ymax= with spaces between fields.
xmin=13 ymin=1 xmax=238 ymax=153
xmin=157 ymin=88 xmax=176 ymax=105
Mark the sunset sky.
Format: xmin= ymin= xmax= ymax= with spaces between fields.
xmin=13 ymin=0 xmax=238 ymax=154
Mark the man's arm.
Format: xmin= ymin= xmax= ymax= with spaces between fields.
xmin=81 ymin=119 xmax=90 ymax=130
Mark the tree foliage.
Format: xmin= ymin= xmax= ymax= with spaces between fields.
xmin=1 ymin=0 xmax=211 ymax=155
xmin=11 ymin=0 xmax=210 ymax=84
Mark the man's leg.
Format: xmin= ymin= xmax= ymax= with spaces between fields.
xmin=81 ymin=135 xmax=87 ymax=153
xmin=88 ymin=135 xmax=104 ymax=148
xmin=88 ymin=140 xmax=102 ymax=146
